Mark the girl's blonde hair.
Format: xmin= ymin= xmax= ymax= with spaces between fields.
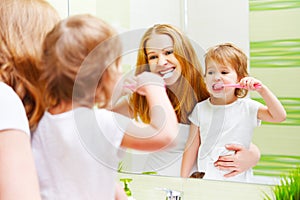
xmin=41 ymin=14 xmax=122 ymax=109
xmin=205 ymin=43 xmax=249 ymax=98
xmin=130 ymin=24 xmax=209 ymax=124
xmin=0 ymin=0 xmax=60 ymax=131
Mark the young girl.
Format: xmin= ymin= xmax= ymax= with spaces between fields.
xmin=113 ymin=24 xmax=261 ymax=177
xmin=181 ymin=43 xmax=286 ymax=182
xmin=32 ymin=14 xmax=178 ymax=200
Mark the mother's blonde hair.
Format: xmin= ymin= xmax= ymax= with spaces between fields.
xmin=130 ymin=24 xmax=209 ymax=124
xmin=0 ymin=0 xmax=60 ymax=131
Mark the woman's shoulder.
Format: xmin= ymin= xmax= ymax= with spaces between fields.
xmin=0 ymin=82 xmax=30 ymax=135
xmin=0 ymin=82 xmax=17 ymax=97
xmin=0 ymin=82 xmax=25 ymax=110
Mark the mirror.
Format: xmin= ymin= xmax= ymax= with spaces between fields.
xmin=46 ymin=0 xmax=300 ymax=185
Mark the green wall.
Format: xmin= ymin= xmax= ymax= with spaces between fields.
xmin=249 ymin=0 xmax=300 ymax=177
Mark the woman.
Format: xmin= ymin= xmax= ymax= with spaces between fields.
xmin=0 ymin=0 xmax=60 ymax=131
xmin=113 ymin=24 xmax=261 ymax=177
xmin=0 ymin=0 xmax=60 ymax=199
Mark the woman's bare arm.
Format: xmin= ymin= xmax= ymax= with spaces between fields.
xmin=0 ymin=130 xmax=41 ymax=200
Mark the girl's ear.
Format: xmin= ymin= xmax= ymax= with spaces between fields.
xmin=94 ymin=84 xmax=105 ymax=108
xmin=95 ymin=62 xmax=123 ymax=108
xmin=109 ymin=60 xmax=123 ymax=74
xmin=94 ymin=70 xmax=110 ymax=108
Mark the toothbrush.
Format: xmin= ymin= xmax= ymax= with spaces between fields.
xmin=214 ymin=83 xmax=262 ymax=89
xmin=223 ymin=83 xmax=262 ymax=89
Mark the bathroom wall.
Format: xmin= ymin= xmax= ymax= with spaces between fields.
xmin=250 ymin=0 xmax=300 ymax=177
xmin=47 ymin=0 xmax=249 ymax=69
xmin=47 ymin=0 xmax=68 ymax=18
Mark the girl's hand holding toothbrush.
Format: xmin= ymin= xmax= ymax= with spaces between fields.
xmin=124 ymin=72 xmax=165 ymax=96
xmin=239 ymin=77 xmax=262 ymax=91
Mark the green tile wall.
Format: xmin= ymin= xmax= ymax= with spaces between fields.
xmin=249 ymin=0 xmax=300 ymax=177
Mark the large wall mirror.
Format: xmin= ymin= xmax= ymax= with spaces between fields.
xmin=47 ymin=0 xmax=300 ymax=186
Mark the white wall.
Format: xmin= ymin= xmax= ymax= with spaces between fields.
xmin=46 ymin=0 xmax=249 ymax=68
xmin=187 ymin=0 xmax=249 ymax=55
xmin=129 ymin=0 xmax=182 ymax=29
xmin=47 ymin=0 xmax=68 ymax=18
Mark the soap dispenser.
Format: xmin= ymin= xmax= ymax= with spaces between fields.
xmin=120 ymin=178 xmax=135 ymax=200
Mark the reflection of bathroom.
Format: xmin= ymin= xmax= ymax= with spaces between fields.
xmin=48 ymin=0 xmax=300 ymax=199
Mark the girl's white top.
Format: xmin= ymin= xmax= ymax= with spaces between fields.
xmin=32 ymin=107 xmax=128 ymax=200
xmin=189 ymin=98 xmax=261 ymax=182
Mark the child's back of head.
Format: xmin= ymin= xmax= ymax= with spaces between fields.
xmin=41 ymin=14 xmax=122 ymax=109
